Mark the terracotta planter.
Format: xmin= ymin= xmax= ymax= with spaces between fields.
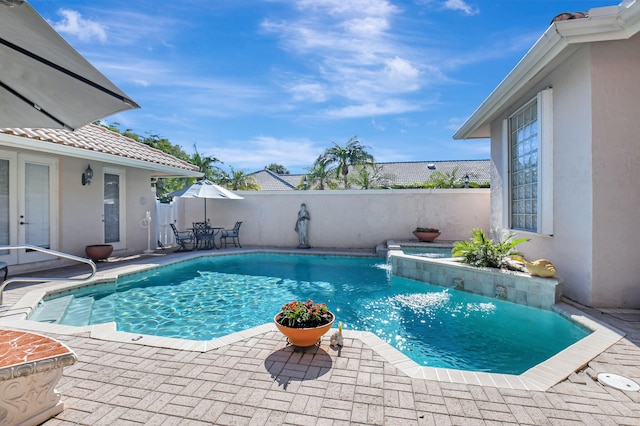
xmin=85 ymin=244 xmax=113 ymax=262
xmin=274 ymin=313 xmax=335 ymax=347
xmin=412 ymin=231 xmax=441 ymax=242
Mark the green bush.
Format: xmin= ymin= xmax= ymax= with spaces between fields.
xmin=452 ymin=228 xmax=529 ymax=268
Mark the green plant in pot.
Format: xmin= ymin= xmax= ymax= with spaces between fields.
xmin=274 ymin=300 xmax=335 ymax=347
xmin=452 ymin=228 xmax=529 ymax=269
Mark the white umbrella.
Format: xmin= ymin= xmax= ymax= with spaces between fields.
xmin=0 ymin=1 xmax=139 ymax=130
xmin=167 ymin=180 xmax=243 ymax=223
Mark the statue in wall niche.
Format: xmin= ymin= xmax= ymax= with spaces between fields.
xmin=295 ymin=203 xmax=310 ymax=249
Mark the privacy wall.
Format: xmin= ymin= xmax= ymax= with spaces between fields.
xmin=175 ymin=189 xmax=490 ymax=249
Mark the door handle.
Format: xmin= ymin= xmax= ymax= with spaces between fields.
xmin=19 ymin=221 xmax=29 ymax=225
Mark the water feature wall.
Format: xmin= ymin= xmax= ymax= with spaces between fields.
xmin=389 ymin=249 xmax=563 ymax=310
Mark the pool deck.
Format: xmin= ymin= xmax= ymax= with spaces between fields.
xmin=1 ymin=248 xmax=640 ymax=425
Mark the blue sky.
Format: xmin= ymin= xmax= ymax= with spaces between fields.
xmin=32 ymin=0 xmax=614 ymax=174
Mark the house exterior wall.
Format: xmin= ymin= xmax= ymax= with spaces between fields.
xmin=58 ymin=157 xmax=155 ymax=257
xmin=488 ymin=33 xmax=640 ymax=308
xmin=4 ymin=148 xmax=156 ymax=274
xmin=489 ymin=45 xmax=596 ymax=307
xmin=176 ymin=189 xmax=490 ymax=249
xmin=590 ymin=33 xmax=640 ymax=308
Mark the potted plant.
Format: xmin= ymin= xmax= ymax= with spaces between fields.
xmin=412 ymin=227 xmax=441 ymax=242
xmin=274 ymin=299 xmax=335 ymax=347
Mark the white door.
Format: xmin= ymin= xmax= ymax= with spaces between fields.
xmin=17 ymin=154 xmax=58 ymax=263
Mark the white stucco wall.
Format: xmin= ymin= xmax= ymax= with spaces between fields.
xmin=488 ymin=33 xmax=640 ymax=308
xmin=590 ymin=33 xmax=640 ymax=308
xmin=176 ymin=189 xmax=490 ymax=249
xmin=58 ymin=157 xmax=155 ymax=257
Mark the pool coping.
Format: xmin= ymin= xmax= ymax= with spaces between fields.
xmin=0 ymin=249 xmax=625 ymax=391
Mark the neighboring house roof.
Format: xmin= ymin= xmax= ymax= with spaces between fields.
xmin=250 ymin=160 xmax=490 ymax=190
xmin=454 ymin=0 xmax=640 ymax=139
xmin=377 ymin=160 xmax=490 ymax=185
xmin=250 ymin=169 xmax=298 ymax=190
xmin=0 ymin=124 xmax=201 ymax=177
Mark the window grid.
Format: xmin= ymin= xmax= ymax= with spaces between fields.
xmin=510 ymin=101 xmax=538 ymax=232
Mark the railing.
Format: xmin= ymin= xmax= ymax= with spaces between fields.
xmin=0 ymin=245 xmax=96 ymax=306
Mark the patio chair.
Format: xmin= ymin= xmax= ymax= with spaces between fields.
xmin=220 ymin=221 xmax=243 ymax=248
xmin=170 ymin=224 xmax=194 ymax=251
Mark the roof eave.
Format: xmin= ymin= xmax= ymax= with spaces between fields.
xmin=0 ymin=133 xmax=202 ymax=178
xmin=454 ymin=2 xmax=640 ymax=140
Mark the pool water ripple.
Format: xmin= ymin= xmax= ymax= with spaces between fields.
xmin=35 ymin=254 xmax=589 ymax=374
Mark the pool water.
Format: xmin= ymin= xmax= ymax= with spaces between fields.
xmin=33 ymin=254 xmax=590 ymax=374
xmin=401 ymin=247 xmax=452 ymax=259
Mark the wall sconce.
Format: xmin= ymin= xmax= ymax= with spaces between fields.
xmin=463 ymin=174 xmax=470 ymax=188
xmin=82 ymin=164 xmax=93 ymax=186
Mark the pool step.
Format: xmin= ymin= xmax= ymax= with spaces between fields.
xmin=30 ymin=295 xmax=74 ymax=323
xmin=60 ymin=296 xmax=95 ymax=326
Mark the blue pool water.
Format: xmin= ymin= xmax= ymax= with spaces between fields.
xmin=33 ymin=254 xmax=589 ymax=374
xmin=401 ymin=247 xmax=452 ymax=258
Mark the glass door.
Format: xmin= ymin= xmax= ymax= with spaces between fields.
xmin=103 ymin=168 xmax=125 ymax=249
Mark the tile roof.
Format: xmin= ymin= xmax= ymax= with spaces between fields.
xmin=0 ymin=124 xmax=200 ymax=175
xmin=377 ymin=160 xmax=491 ymax=185
xmin=249 ymin=169 xmax=298 ymax=190
xmin=250 ymin=160 xmax=491 ymax=190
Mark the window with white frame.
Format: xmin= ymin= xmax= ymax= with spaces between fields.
xmin=507 ymin=88 xmax=553 ymax=235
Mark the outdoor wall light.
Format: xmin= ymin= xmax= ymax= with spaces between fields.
xmin=464 ymin=174 xmax=470 ymax=188
xmin=82 ymin=164 xmax=93 ymax=186
xmin=303 ymin=175 xmax=308 ymax=190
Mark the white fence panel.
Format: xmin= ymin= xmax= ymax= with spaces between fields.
xmin=155 ymin=200 xmax=178 ymax=248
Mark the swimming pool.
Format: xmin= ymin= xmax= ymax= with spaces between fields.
xmin=31 ymin=253 xmax=589 ymax=374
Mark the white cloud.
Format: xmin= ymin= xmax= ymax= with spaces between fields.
xmin=211 ymin=136 xmax=322 ymax=171
xmin=324 ymin=99 xmax=422 ymax=118
xmin=261 ymin=0 xmax=438 ymax=118
xmin=443 ymin=0 xmax=478 ymax=16
xmin=50 ymin=9 xmax=108 ymax=43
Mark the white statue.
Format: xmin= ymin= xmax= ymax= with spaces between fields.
xmin=295 ymin=203 xmax=310 ymax=248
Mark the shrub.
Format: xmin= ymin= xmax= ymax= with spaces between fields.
xmin=452 ymin=228 xmax=529 ymax=268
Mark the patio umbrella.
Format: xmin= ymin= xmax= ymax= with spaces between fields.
xmin=0 ymin=1 xmax=139 ymax=130
xmin=167 ymin=179 xmax=243 ymax=223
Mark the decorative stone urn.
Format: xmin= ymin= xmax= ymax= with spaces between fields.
xmin=85 ymin=244 xmax=113 ymax=262
xmin=274 ymin=313 xmax=335 ymax=347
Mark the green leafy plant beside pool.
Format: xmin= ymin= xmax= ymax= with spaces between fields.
xmin=276 ymin=300 xmax=333 ymax=328
xmin=452 ymin=228 xmax=529 ymax=268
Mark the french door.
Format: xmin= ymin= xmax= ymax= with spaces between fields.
xmin=0 ymin=152 xmax=58 ymax=264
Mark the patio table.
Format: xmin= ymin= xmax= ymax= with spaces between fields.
xmin=190 ymin=226 xmax=223 ymax=250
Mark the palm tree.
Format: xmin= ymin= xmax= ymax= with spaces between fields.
xmin=301 ymin=157 xmax=338 ymax=190
xmin=426 ymin=166 xmax=466 ymax=188
xmin=319 ymin=136 xmax=374 ymax=189
xmin=221 ymin=167 xmax=260 ymax=190
xmin=349 ymin=164 xmax=395 ymax=189
xmin=190 ymin=144 xmax=222 ymax=181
